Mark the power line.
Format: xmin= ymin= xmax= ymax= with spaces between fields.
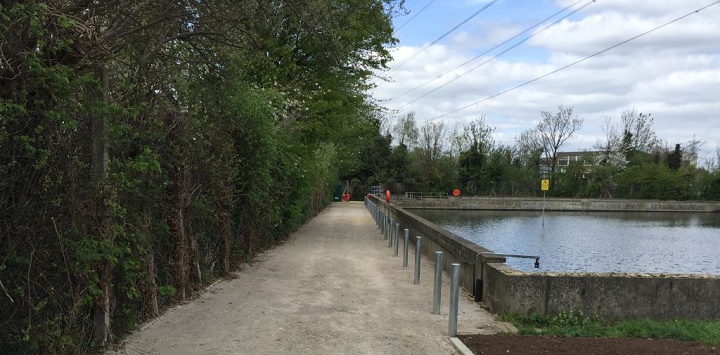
xmin=389 ymin=0 xmax=500 ymax=72
xmin=398 ymin=0 xmax=596 ymax=108
xmin=430 ymin=0 xmax=720 ymax=120
xmin=389 ymin=0 xmax=589 ymax=101
xmin=393 ymin=0 xmax=435 ymax=36
xmin=394 ymin=0 xmax=437 ymax=35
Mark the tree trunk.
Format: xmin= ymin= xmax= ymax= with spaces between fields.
xmin=144 ymin=253 xmax=159 ymax=319
xmin=218 ymin=208 xmax=232 ymax=275
xmin=166 ymin=109 xmax=190 ymax=302
xmin=91 ymin=65 xmax=111 ymax=347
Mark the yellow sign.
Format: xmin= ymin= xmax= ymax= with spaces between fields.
xmin=541 ymin=179 xmax=550 ymax=191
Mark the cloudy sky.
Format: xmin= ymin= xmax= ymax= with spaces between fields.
xmin=371 ymin=0 xmax=720 ymax=164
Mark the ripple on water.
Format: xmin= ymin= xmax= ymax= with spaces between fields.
xmin=416 ymin=210 xmax=720 ymax=275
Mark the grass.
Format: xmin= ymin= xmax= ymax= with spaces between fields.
xmin=501 ymin=310 xmax=720 ymax=345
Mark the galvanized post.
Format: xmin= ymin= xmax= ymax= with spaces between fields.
xmin=414 ymin=236 xmax=422 ymax=284
xmin=385 ymin=217 xmax=390 ymax=240
xmin=433 ymin=251 xmax=443 ymax=315
xmin=394 ymin=224 xmax=400 ymax=257
xmin=388 ymin=219 xmax=394 ymax=248
xmin=382 ymin=214 xmax=385 ymax=236
xmin=402 ymin=229 xmax=409 ymax=268
xmin=449 ymin=263 xmax=460 ymax=337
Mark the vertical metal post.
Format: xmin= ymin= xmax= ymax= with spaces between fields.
xmin=433 ymin=251 xmax=443 ymax=315
xmin=382 ymin=214 xmax=385 ymax=236
xmin=449 ymin=263 xmax=460 ymax=337
xmin=389 ymin=222 xmax=396 ymax=247
xmin=385 ymin=217 xmax=390 ymax=240
xmin=394 ymin=224 xmax=400 ymax=257
xmin=402 ymin=229 xmax=409 ymax=268
xmin=414 ymin=236 xmax=422 ymax=284
xmin=388 ymin=219 xmax=395 ymax=248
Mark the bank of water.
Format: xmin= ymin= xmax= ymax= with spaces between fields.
xmin=415 ymin=209 xmax=720 ymax=275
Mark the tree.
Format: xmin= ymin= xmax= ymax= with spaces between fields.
xmin=619 ymin=108 xmax=658 ymax=157
xmin=593 ymin=117 xmax=628 ymax=198
xmin=453 ymin=116 xmax=495 ymax=154
xmin=536 ymin=106 xmax=583 ymax=189
xmin=668 ymin=144 xmax=683 ymax=170
xmin=414 ymin=121 xmax=449 ymax=190
xmin=455 ymin=117 xmax=495 ymax=194
xmin=0 ymin=0 xmax=402 ymax=352
xmin=393 ymin=112 xmax=419 ymax=147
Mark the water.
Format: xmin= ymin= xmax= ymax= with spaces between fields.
xmin=415 ymin=209 xmax=720 ymax=275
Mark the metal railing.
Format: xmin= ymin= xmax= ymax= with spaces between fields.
xmin=404 ymin=191 xmax=449 ymax=199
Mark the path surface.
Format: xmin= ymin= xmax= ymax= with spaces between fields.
xmin=109 ymin=202 xmax=513 ymax=355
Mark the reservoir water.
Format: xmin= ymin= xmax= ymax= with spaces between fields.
xmin=414 ymin=209 xmax=720 ymax=275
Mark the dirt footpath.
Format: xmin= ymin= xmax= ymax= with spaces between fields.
xmin=109 ymin=202 xmax=513 ymax=355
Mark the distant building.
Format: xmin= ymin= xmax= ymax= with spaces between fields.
xmin=540 ymin=149 xmax=697 ymax=177
xmin=682 ymin=151 xmax=698 ymax=167
xmin=539 ymin=151 xmax=601 ymax=176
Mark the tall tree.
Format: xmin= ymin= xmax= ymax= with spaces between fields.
xmin=619 ymin=108 xmax=659 ymax=157
xmin=414 ymin=121 xmax=448 ymax=189
xmin=393 ymin=112 xmax=419 ymax=147
xmin=668 ymin=143 xmax=683 ymax=171
xmin=455 ymin=117 xmax=495 ymax=194
xmin=536 ymin=106 xmax=583 ymax=189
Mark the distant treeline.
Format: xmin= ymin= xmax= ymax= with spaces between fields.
xmin=346 ymin=109 xmax=720 ymax=201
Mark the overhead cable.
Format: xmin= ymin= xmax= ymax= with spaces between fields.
xmin=389 ymin=0 xmax=588 ymax=101
xmin=430 ymin=0 xmax=720 ymax=120
xmin=389 ymin=0 xmax=500 ymax=72
xmin=398 ymin=0 xmax=596 ymax=108
xmin=394 ymin=0 xmax=437 ymax=35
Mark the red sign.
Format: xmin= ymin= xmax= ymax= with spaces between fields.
xmin=385 ymin=190 xmax=391 ymax=203
xmin=452 ymin=189 xmax=460 ymax=197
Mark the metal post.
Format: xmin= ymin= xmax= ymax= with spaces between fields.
xmin=388 ymin=219 xmax=395 ymax=248
xmin=385 ymin=217 xmax=390 ymax=240
xmin=449 ymin=263 xmax=460 ymax=337
xmin=402 ymin=229 xmax=409 ymax=268
xmin=394 ymin=224 xmax=400 ymax=257
xmin=382 ymin=214 xmax=386 ymax=236
xmin=414 ymin=236 xmax=422 ymax=284
xmin=433 ymin=251 xmax=443 ymax=315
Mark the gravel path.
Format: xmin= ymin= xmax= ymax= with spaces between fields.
xmin=109 ymin=202 xmax=513 ymax=355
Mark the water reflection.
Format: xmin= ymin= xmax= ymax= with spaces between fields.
xmin=416 ymin=209 xmax=720 ymax=275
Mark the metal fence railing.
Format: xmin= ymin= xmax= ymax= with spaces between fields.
xmin=404 ymin=191 xmax=449 ymax=199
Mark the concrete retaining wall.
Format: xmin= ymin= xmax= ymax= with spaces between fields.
xmin=483 ymin=264 xmax=720 ymax=320
xmin=370 ymin=196 xmax=720 ymax=320
xmin=396 ymin=196 xmax=720 ymax=212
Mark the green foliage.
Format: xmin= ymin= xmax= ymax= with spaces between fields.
xmin=1 ymin=0 xmax=400 ymax=352
xmin=502 ymin=311 xmax=720 ymax=345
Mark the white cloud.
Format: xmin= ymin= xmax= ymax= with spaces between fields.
xmin=373 ymin=1 xmax=720 ymax=160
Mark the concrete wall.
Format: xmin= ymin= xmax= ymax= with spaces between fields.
xmin=483 ymin=263 xmax=720 ymax=320
xmin=396 ymin=196 xmax=720 ymax=212
xmin=369 ymin=196 xmax=720 ymax=320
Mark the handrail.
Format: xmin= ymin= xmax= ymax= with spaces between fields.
xmin=477 ymin=252 xmax=540 ymax=268
xmin=405 ymin=191 xmax=449 ymax=199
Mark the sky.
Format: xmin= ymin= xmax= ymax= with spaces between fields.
xmin=371 ymin=0 xmax=720 ymax=165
